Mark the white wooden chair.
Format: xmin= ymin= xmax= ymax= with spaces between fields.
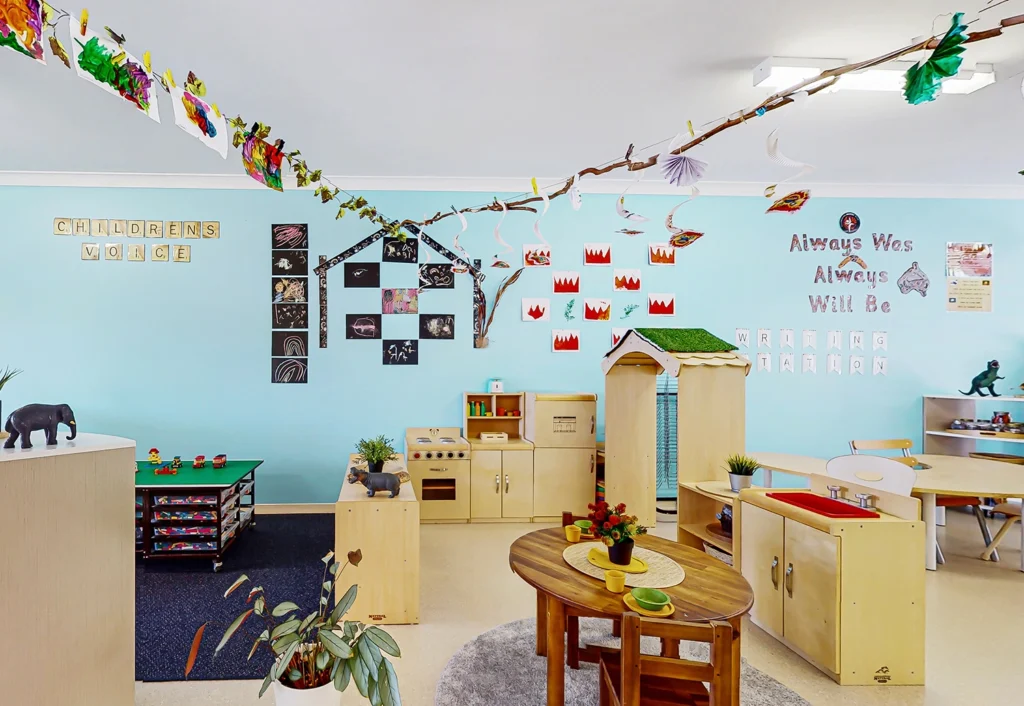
xmin=826 ymin=454 xmax=918 ymax=496
xmin=981 ymin=500 xmax=1022 ymax=561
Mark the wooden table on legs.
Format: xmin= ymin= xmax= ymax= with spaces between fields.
xmin=509 ymin=528 xmax=754 ymax=706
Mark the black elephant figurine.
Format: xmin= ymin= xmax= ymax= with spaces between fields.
xmin=3 ymin=403 xmax=77 ymax=449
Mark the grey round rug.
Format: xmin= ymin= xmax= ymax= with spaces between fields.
xmin=435 ymin=618 xmax=810 ymax=706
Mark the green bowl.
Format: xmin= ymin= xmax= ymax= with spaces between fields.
xmin=630 ymin=588 xmax=670 ymax=612
xmin=574 ymin=520 xmax=593 ymax=531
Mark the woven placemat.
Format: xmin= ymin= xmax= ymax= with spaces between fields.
xmin=562 ymin=543 xmax=685 ymax=589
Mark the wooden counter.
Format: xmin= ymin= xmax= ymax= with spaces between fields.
xmin=0 ymin=433 xmax=136 ymax=706
xmin=336 ymin=455 xmax=419 ymax=624
xmin=469 ymin=438 xmax=534 ymax=451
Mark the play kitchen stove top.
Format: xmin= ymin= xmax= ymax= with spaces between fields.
xmin=405 ymin=427 xmax=470 ymax=460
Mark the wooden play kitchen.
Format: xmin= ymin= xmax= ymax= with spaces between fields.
xmin=735 ymin=475 xmax=925 ymax=686
xmin=135 ymin=456 xmax=260 ymax=572
xmin=335 ymin=454 xmax=419 ymax=625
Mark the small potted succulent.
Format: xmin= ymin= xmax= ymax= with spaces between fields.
xmin=587 ymin=501 xmax=648 ymax=566
xmin=0 ymin=366 xmax=22 ymax=432
xmin=185 ymin=549 xmax=402 ymax=706
xmin=355 ymin=435 xmax=398 ymax=473
xmin=725 ymin=453 xmax=759 ymax=492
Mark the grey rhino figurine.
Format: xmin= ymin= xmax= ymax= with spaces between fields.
xmin=4 ymin=403 xmax=77 ymax=449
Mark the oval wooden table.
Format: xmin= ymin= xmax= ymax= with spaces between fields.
xmin=509 ymin=528 xmax=754 ymax=706
xmin=751 ymin=451 xmax=1024 ymax=571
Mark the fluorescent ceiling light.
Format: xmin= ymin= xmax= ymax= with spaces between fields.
xmin=753 ymin=58 xmax=996 ymax=95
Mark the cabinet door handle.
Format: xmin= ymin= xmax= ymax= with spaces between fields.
xmin=505 ymin=474 xmax=510 ymax=493
xmin=770 ymin=557 xmax=779 ymax=590
xmin=590 ymin=415 xmax=595 ymax=434
xmin=590 ymin=454 xmax=595 ymax=474
xmin=785 ymin=563 xmax=794 ymax=597
xmin=495 ymin=474 xmax=500 ymax=493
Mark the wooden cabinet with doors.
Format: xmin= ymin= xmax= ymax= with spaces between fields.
xmin=735 ymin=476 xmax=924 ymax=686
xmin=469 ymin=441 xmax=534 ymax=520
xmin=533 ymin=446 xmax=596 ymax=518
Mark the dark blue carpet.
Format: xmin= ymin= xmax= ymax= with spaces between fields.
xmin=135 ymin=513 xmax=334 ymax=682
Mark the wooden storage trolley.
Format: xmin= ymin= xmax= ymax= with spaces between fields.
xmin=735 ymin=476 xmax=925 ymax=686
xmin=335 ymin=455 xmax=420 ymax=624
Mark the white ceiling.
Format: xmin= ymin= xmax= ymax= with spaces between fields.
xmin=2 ymin=0 xmax=1023 ymax=185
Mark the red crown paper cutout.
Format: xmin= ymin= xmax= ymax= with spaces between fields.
xmin=584 ymin=301 xmax=611 ymax=321
xmin=553 ymin=331 xmax=580 ymax=351
xmin=584 ymin=245 xmax=611 ymax=265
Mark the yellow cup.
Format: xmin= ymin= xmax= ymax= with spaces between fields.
xmin=564 ymin=524 xmax=582 ymax=542
xmin=605 ymin=570 xmax=626 ymax=594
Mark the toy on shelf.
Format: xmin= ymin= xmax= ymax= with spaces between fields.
xmin=213 ymin=454 xmax=227 ymax=469
xmin=154 ymin=464 xmax=177 ymax=476
xmin=148 ymin=448 xmax=161 ymax=465
xmin=170 ymin=456 xmax=183 ymax=469
xmin=960 ymin=360 xmax=1005 ymax=397
xmin=193 ymin=455 xmax=206 ymax=469
xmin=3 ymin=403 xmax=77 ymax=449
xmin=347 ymin=468 xmax=408 ymax=498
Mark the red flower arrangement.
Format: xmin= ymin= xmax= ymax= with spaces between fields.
xmin=587 ymin=501 xmax=648 ymax=546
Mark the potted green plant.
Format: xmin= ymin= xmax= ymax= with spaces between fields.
xmin=0 ymin=367 xmax=21 ymax=433
xmin=725 ymin=453 xmax=759 ymax=492
xmin=587 ymin=501 xmax=648 ymax=566
xmin=185 ymin=549 xmax=402 ymax=706
xmin=355 ymin=435 xmax=398 ymax=473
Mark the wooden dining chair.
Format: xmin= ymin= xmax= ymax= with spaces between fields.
xmin=848 ymin=439 xmax=998 ymax=562
xmin=595 ymin=612 xmax=734 ymax=706
xmin=981 ymin=500 xmax=1022 ymax=561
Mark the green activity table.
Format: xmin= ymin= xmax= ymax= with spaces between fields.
xmin=135 ymin=459 xmax=262 ymax=571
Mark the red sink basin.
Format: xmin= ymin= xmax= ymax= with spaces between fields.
xmin=765 ymin=492 xmax=880 ymax=519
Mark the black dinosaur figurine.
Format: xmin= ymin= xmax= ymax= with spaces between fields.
xmin=960 ymin=360 xmax=1005 ymax=397
xmin=348 ymin=468 xmax=407 ymax=498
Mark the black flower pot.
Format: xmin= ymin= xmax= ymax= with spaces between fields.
xmin=607 ymin=538 xmax=635 ymax=566
xmin=368 ymin=460 xmax=385 ymax=473
xmin=717 ymin=505 xmax=733 ymax=535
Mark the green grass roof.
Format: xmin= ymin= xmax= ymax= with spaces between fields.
xmin=632 ymin=328 xmax=737 ymax=354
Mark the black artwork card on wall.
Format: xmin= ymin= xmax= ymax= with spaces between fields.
xmin=346 ymin=314 xmax=383 ymax=340
xmin=272 ymin=250 xmax=308 ymax=276
xmin=419 ymin=314 xmax=455 ymax=340
xmin=343 ymin=262 xmax=381 ymax=288
xmin=272 ymin=331 xmax=309 ymax=357
xmin=418 ymin=263 xmax=455 ymax=290
xmin=273 ymin=303 xmax=308 ymax=329
xmin=383 ymin=339 xmax=418 ymax=365
xmin=272 ymin=277 xmax=308 ymax=303
xmin=272 ymin=357 xmax=308 ymax=384
xmin=272 ymin=223 xmax=309 ymax=250
xmin=382 ymin=236 xmax=418 ymax=264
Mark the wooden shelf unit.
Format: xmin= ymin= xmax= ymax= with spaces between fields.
xmin=464 ymin=392 xmax=525 ymax=441
xmin=923 ymin=395 xmax=1024 ymax=456
xmin=677 ymin=482 xmax=734 ymax=554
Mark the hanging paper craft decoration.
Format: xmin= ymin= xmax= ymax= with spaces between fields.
xmin=569 ymin=174 xmax=583 ymax=211
xmin=648 ymin=243 xmax=676 ymax=266
xmin=584 ymin=299 xmax=612 ymax=321
xmin=584 ymin=244 xmax=612 ymax=266
xmin=660 ymin=133 xmax=707 ymax=187
xmin=532 ymin=186 xmax=550 ymax=244
xmin=897 ymin=261 xmax=930 ymax=296
xmin=449 ymin=207 xmax=472 ymax=274
xmin=665 ymin=197 xmax=704 ymax=248
xmin=615 ymin=187 xmax=649 ymax=223
xmin=169 ymin=81 xmax=228 ymax=158
xmin=904 ymin=13 xmax=968 ymax=105
xmin=648 ymin=294 xmax=676 ymax=316
xmin=552 ymin=330 xmax=580 ymax=352
xmin=553 ymin=271 xmax=580 ymax=294
xmin=241 ymin=131 xmax=284 ymax=191
xmin=764 ymin=127 xmax=814 ymax=202
xmin=0 ymin=0 xmax=45 ymax=62
xmin=70 ymin=20 xmax=160 ymax=121
xmin=615 ymin=228 xmax=644 ymax=237
xmin=522 ymin=298 xmax=551 ymax=322
xmin=766 ymin=189 xmax=810 ymax=214
xmin=523 ymin=245 xmax=552 ymax=267
xmin=492 ymin=200 xmax=514 ymax=266
xmin=613 ymin=269 xmax=641 ymax=292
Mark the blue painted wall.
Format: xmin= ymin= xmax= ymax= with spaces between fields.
xmin=1 ymin=185 xmax=1021 ymax=502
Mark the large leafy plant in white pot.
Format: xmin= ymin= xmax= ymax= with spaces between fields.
xmin=186 ymin=549 xmax=401 ymax=706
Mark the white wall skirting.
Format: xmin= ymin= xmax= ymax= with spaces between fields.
xmin=1 ymin=170 xmax=1023 ymax=200
xmin=257 ymin=503 xmax=334 ymax=515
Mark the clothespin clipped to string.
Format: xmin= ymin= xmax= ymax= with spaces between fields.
xmin=163 ymin=69 xmax=177 ymax=89
xmin=687 ymin=120 xmax=695 ymax=138
xmin=104 ymin=26 xmax=126 ymax=45
xmin=142 ymin=52 xmax=152 ymax=74
xmin=531 ymin=177 xmax=539 ymax=196
xmin=79 ymin=8 xmax=88 ymax=35
xmin=211 ymin=103 xmax=222 ymax=118
xmin=185 ymin=71 xmax=206 ymax=97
